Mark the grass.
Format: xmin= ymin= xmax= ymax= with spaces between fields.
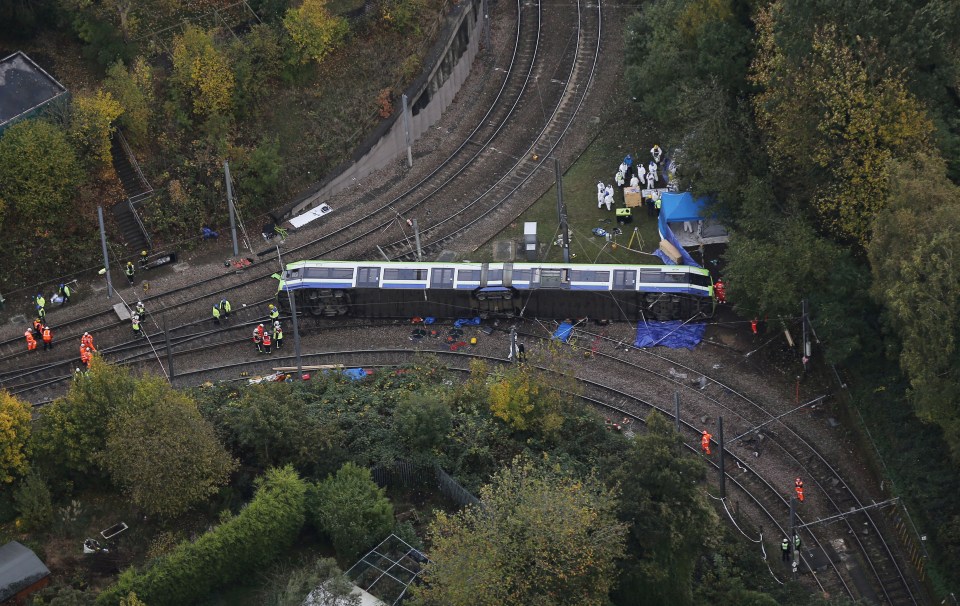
xmin=473 ymin=111 xmax=666 ymax=265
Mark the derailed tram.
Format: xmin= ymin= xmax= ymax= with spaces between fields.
xmin=275 ymin=260 xmax=715 ymax=322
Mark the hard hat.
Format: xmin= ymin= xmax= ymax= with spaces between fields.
xmin=83 ymin=332 xmax=89 ymax=336
xmin=137 ymin=300 xmax=142 ymax=305
xmin=258 ymin=324 xmax=264 ymax=328
xmin=141 ymin=250 xmax=147 ymax=255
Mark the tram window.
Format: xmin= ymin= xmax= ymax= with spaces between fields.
xmin=304 ymin=267 xmax=354 ymax=279
xmin=640 ymin=270 xmax=667 ymax=283
xmin=383 ymin=268 xmax=428 ymax=281
xmin=662 ymin=272 xmax=690 ymax=283
xmin=487 ymin=270 xmax=503 ymax=282
xmin=690 ymin=273 xmax=711 ymax=287
xmin=357 ymin=267 xmax=380 ymax=287
xmin=540 ymin=269 xmax=564 ymax=287
xmin=613 ymin=270 xmax=636 ymax=288
xmin=569 ymin=270 xmax=610 ymax=282
xmin=431 ymin=268 xmax=455 ymax=288
xmin=513 ymin=269 xmax=532 ymax=282
xmin=458 ymin=269 xmax=481 ymax=281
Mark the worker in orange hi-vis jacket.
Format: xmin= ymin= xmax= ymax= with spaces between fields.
xmin=25 ymin=329 xmax=37 ymax=352
xmin=701 ymin=430 xmax=713 ymax=455
xmin=795 ymin=477 xmax=805 ymax=502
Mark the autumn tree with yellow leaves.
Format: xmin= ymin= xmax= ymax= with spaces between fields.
xmin=0 ymin=390 xmax=31 ymax=484
xmin=751 ymin=11 xmax=932 ymax=245
xmin=70 ymin=90 xmax=125 ymax=167
xmin=487 ymin=361 xmax=567 ymax=437
xmin=283 ymin=0 xmax=350 ymax=64
xmin=171 ymin=26 xmax=236 ymax=118
xmin=411 ymin=456 xmax=626 ymax=606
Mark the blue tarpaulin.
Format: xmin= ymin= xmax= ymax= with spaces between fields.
xmin=324 ymin=368 xmax=370 ymax=381
xmin=634 ymin=320 xmax=705 ymax=349
xmin=454 ymin=317 xmax=482 ymax=328
xmin=553 ymin=322 xmax=574 ymax=342
xmin=656 ymin=192 xmax=708 ymax=268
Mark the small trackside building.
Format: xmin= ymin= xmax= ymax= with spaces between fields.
xmin=0 ymin=541 xmax=51 ymax=605
xmin=0 ymin=51 xmax=69 ymax=135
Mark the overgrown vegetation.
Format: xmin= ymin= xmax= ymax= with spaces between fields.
xmin=1 ymin=357 xmax=837 ymax=604
xmin=0 ymin=0 xmax=443 ymax=294
xmin=625 ymin=0 xmax=960 ymax=593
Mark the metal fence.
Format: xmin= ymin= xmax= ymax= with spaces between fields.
xmin=372 ymin=461 xmax=479 ymax=508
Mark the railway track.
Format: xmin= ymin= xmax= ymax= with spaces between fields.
xmin=170 ymin=345 xmax=855 ymax=600
xmin=0 ymin=0 xmax=600 ymax=384
xmin=10 ymin=315 xmax=922 ymax=604
xmin=0 ymin=0 xmax=923 ymax=600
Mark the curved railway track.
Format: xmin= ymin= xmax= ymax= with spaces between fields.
xmin=8 ymin=316 xmax=922 ymax=604
xmin=0 ymin=0 xmax=923 ymax=600
xmin=0 ymin=0 xmax=601 ymax=385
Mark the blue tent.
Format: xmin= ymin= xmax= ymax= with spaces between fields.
xmin=655 ymin=192 xmax=715 ymax=268
xmin=660 ymin=192 xmax=708 ymax=222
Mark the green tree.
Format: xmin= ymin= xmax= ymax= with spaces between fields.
xmin=0 ymin=119 xmax=82 ymax=230
xmin=283 ymin=0 xmax=350 ymax=64
xmin=868 ymin=154 xmax=960 ymax=463
xmin=487 ymin=363 xmax=564 ymax=436
xmin=232 ymin=137 xmax=283 ymax=207
xmin=171 ymin=26 xmax=235 ymax=118
xmin=0 ymin=390 xmax=31 ymax=484
xmin=13 ymin=470 xmax=52 ymax=530
xmin=118 ymin=592 xmax=146 ymax=606
xmin=229 ymin=24 xmax=284 ymax=115
xmin=751 ymin=15 xmax=932 ymax=245
xmin=411 ymin=456 xmax=626 ymax=606
xmin=624 ymin=0 xmax=751 ymax=130
xmin=610 ymin=412 xmax=719 ymax=606
xmin=103 ymin=58 xmax=154 ymax=145
xmin=392 ymin=393 xmax=452 ymax=453
xmin=97 ymin=466 xmax=308 ymax=606
xmin=212 ymin=383 xmax=341 ymax=473
xmin=31 ymin=357 xmax=141 ymax=477
xmin=70 ymin=90 xmax=124 ymax=166
xmin=310 ymin=462 xmax=394 ymax=560
xmin=102 ymin=383 xmax=236 ymax=517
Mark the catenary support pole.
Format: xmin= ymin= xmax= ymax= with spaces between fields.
xmin=163 ymin=315 xmax=175 ymax=380
xmin=224 ymin=160 xmax=239 ymax=257
xmin=674 ymin=391 xmax=680 ymax=433
xmin=97 ymin=206 xmax=113 ymax=299
xmin=412 ymin=218 xmax=423 ymax=261
xmin=790 ymin=497 xmax=798 ymax=571
xmin=277 ymin=246 xmax=303 ymax=379
xmin=718 ymin=415 xmax=726 ymax=498
xmin=402 ymin=94 xmax=413 ymax=168
xmin=555 ymin=158 xmax=569 ymax=263
xmin=484 ymin=0 xmax=490 ymax=52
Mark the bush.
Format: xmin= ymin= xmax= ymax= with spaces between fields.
xmin=96 ymin=466 xmax=308 ymax=606
xmin=310 ymin=462 xmax=394 ymax=560
xmin=13 ymin=471 xmax=53 ymax=531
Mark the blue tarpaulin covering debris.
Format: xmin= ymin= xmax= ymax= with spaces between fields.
xmin=454 ymin=317 xmax=482 ymax=328
xmin=656 ymin=192 xmax=706 ymax=268
xmin=553 ymin=322 xmax=574 ymax=342
xmin=634 ymin=320 xmax=705 ymax=349
xmin=325 ymin=368 xmax=370 ymax=381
